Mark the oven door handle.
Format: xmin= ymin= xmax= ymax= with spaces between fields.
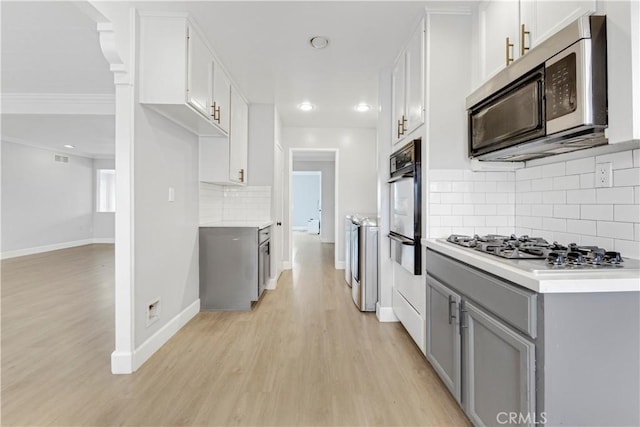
xmin=388 ymin=233 xmax=415 ymax=245
xmin=387 ymin=173 xmax=413 ymax=183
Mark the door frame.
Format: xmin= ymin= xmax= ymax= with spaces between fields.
xmin=288 ymin=148 xmax=339 ymax=269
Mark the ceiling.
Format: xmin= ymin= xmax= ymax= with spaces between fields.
xmin=293 ymin=150 xmax=336 ymax=162
xmin=1 ymin=1 xmax=470 ymax=157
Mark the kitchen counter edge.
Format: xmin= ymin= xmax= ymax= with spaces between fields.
xmin=422 ymin=238 xmax=640 ymax=294
xmin=200 ymin=220 xmax=273 ymax=229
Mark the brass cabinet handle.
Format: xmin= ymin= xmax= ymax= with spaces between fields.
xmin=401 ymin=115 xmax=407 ymax=135
xmin=520 ymin=24 xmax=530 ymax=56
xmin=397 ymin=119 xmax=402 ymax=139
xmin=211 ymin=102 xmax=216 ymax=118
xmin=239 ymin=168 xmax=245 ymax=183
xmin=505 ymin=37 xmax=514 ymax=65
xmin=215 ymin=106 xmax=221 ymax=123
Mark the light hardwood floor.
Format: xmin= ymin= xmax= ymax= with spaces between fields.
xmin=1 ymin=235 xmax=469 ymax=426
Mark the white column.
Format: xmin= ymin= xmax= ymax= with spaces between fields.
xmin=98 ymin=22 xmax=135 ymax=374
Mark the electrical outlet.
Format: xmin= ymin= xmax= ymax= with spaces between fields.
xmin=146 ymin=298 xmax=160 ymax=326
xmin=595 ymin=162 xmax=612 ymax=188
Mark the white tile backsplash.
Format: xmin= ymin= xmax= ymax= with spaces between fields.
xmin=613 ymin=168 xmax=640 ymax=187
xmin=595 ymin=151 xmax=634 ymax=170
xmin=566 ymin=157 xmax=595 ymax=175
xmin=429 ymin=147 xmax=639 ymax=258
xmin=199 ymin=183 xmax=271 ymax=223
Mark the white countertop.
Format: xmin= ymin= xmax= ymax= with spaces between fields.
xmin=422 ymin=238 xmax=640 ymax=294
xmin=200 ymin=220 xmax=273 ymax=229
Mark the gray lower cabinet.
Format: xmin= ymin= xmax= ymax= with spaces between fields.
xmin=199 ymin=227 xmax=261 ymax=311
xmin=426 ymin=276 xmax=461 ymax=402
xmin=462 ymin=301 xmax=536 ymax=427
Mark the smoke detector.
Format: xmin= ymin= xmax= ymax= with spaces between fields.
xmin=309 ymin=36 xmax=329 ymax=49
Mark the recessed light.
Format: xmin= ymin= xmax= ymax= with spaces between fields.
xmin=298 ymin=102 xmax=315 ymax=111
xmin=309 ymin=36 xmax=329 ymax=49
xmin=63 ymin=144 xmax=75 ymax=149
xmin=355 ymin=103 xmax=371 ymax=112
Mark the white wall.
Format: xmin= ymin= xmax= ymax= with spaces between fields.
xmin=93 ymin=158 xmax=115 ymax=241
xmin=292 ymin=173 xmax=321 ymax=228
xmin=132 ymin=106 xmax=200 ymax=348
xmin=248 ymin=104 xmax=275 ymax=187
xmin=293 ymin=160 xmax=336 ymax=242
xmin=283 ymin=127 xmax=377 ymax=267
xmin=1 ymin=141 xmax=94 ymax=254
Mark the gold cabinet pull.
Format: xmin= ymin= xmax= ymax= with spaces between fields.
xmin=211 ymin=102 xmax=216 ymax=118
xmin=397 ymin=119 xmax=402 ymax=139
xmin=401 ymin=115 xmax=407 ymax=135
xmin=520 ymin=24 xmax=530 ymax=56
xmin=239 ymin=169 xmax=245 ymax=183
xmin=505 ymin=37 xmax=514 ymax=65
xmin=214 ymin=105 xmax=221 ymax=123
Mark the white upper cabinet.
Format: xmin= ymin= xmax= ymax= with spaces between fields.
xmin=229 ymin=89 xmax=248 ymax=184
xmin=391 ymin=56 xmax=406 ymax=145
xmin=186 ymin=26 xmax=214 ymax=119
xmin=520 ymin=0 xmax=596 ymax=49
xmin=139 ymin=13 xmax=229 ymax=137
xmin=212 ymin=63 xmax=231 ymax=134
xmin=405 ymin=20 xmax=426 ymax=137
xmin=477 ymin=0 xmax=597 ymax=85
xmin=478 ymin=0 xmax=520 ymax=81
xmin=392 ymin=18 xmax=425 ymax=146
xmin=199 ymin=88 xmax=249 ymax=186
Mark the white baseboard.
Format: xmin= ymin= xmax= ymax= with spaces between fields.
xmin=131 ymin=299 xmax=200 ymax=372
xmin=334 ymin=261 xmax=345 ymax=270
xmin=111 ymin=350 xmax=134 ymax=374
xmin=266 ymin=277 xmax=277 ymax=290
xmin=92 ymin=237 xmax=115 ymax=244
xmin=282 ymin=261 xmax=292 ymax=270
xmin=376 ymin=303 xmax=399 ymax=322
xmin=1 ymin=238 xmax=115 ymax=260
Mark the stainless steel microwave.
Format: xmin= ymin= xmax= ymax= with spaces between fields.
xmin=467 ymin=15 xmax=607 ymax=161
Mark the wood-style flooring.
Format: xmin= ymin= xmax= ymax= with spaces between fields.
xmin=1 ymin=235 xmax=469 ymax=426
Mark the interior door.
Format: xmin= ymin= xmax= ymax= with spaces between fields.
xmin=273 ymin=144 xmax=284 ymax=278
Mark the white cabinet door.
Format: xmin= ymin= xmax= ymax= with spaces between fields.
xmin=391 ymin=54 xmax=406 ymax=145
xmin=186 ymin=26 xmax=213 ymax=118
xmin=520 ymin=0 xmax=596 ymax=50
xmin=229 ymin=89 xmax=248 ymax=184
xmin=212 ymin=62 xmax=231 ymax=134
xmin=404 ymin=19 xmax=425 ymax=136
xmin=478 ymin=0 xmax=520 ymax=81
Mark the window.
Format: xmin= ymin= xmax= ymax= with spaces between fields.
xmin=96 ymin=169 xmax=116 ymax=213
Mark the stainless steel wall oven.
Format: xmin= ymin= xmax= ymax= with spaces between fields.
xmin=388 ymin=139 xmax=421 ymax=275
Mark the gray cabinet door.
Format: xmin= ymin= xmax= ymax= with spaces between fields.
xmin=426 ymin=276 xmax=462 ymax=403
xmin=463 ymin=301 xmax=536 ymax=427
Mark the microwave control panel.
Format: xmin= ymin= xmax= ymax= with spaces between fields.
xmin=546 ymin=52 xmax=577 ymax=121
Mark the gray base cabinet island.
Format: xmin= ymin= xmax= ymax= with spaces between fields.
xmin=426 ymin=247 xmax=640 ymax=427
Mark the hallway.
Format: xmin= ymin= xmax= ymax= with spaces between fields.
xmin=2 ymin=237 xmax=468 ymax=426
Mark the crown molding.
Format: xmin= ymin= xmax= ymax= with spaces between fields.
xmin=1 ymin=93 xmax=115 ymax=115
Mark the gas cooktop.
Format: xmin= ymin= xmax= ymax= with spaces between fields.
xmin=445 ymin=234 xmax=638 ymax=271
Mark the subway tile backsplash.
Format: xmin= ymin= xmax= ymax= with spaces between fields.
xmin=428 ymin=170 xmax=516 ymax=239
xmin=199 ymin=183 xmax=271 ymax=223
xmin=428 ymin=148 xmax=640 ymax=258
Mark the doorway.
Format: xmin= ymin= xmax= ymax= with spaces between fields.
xmin=289 ymin=149 xmax=338 ymax=268
xmin=292 ymin=171 xmax=322 ymax=235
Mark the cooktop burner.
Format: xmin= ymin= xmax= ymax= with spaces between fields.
xmin=445 ymin=234 xmax=629 ymax=269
